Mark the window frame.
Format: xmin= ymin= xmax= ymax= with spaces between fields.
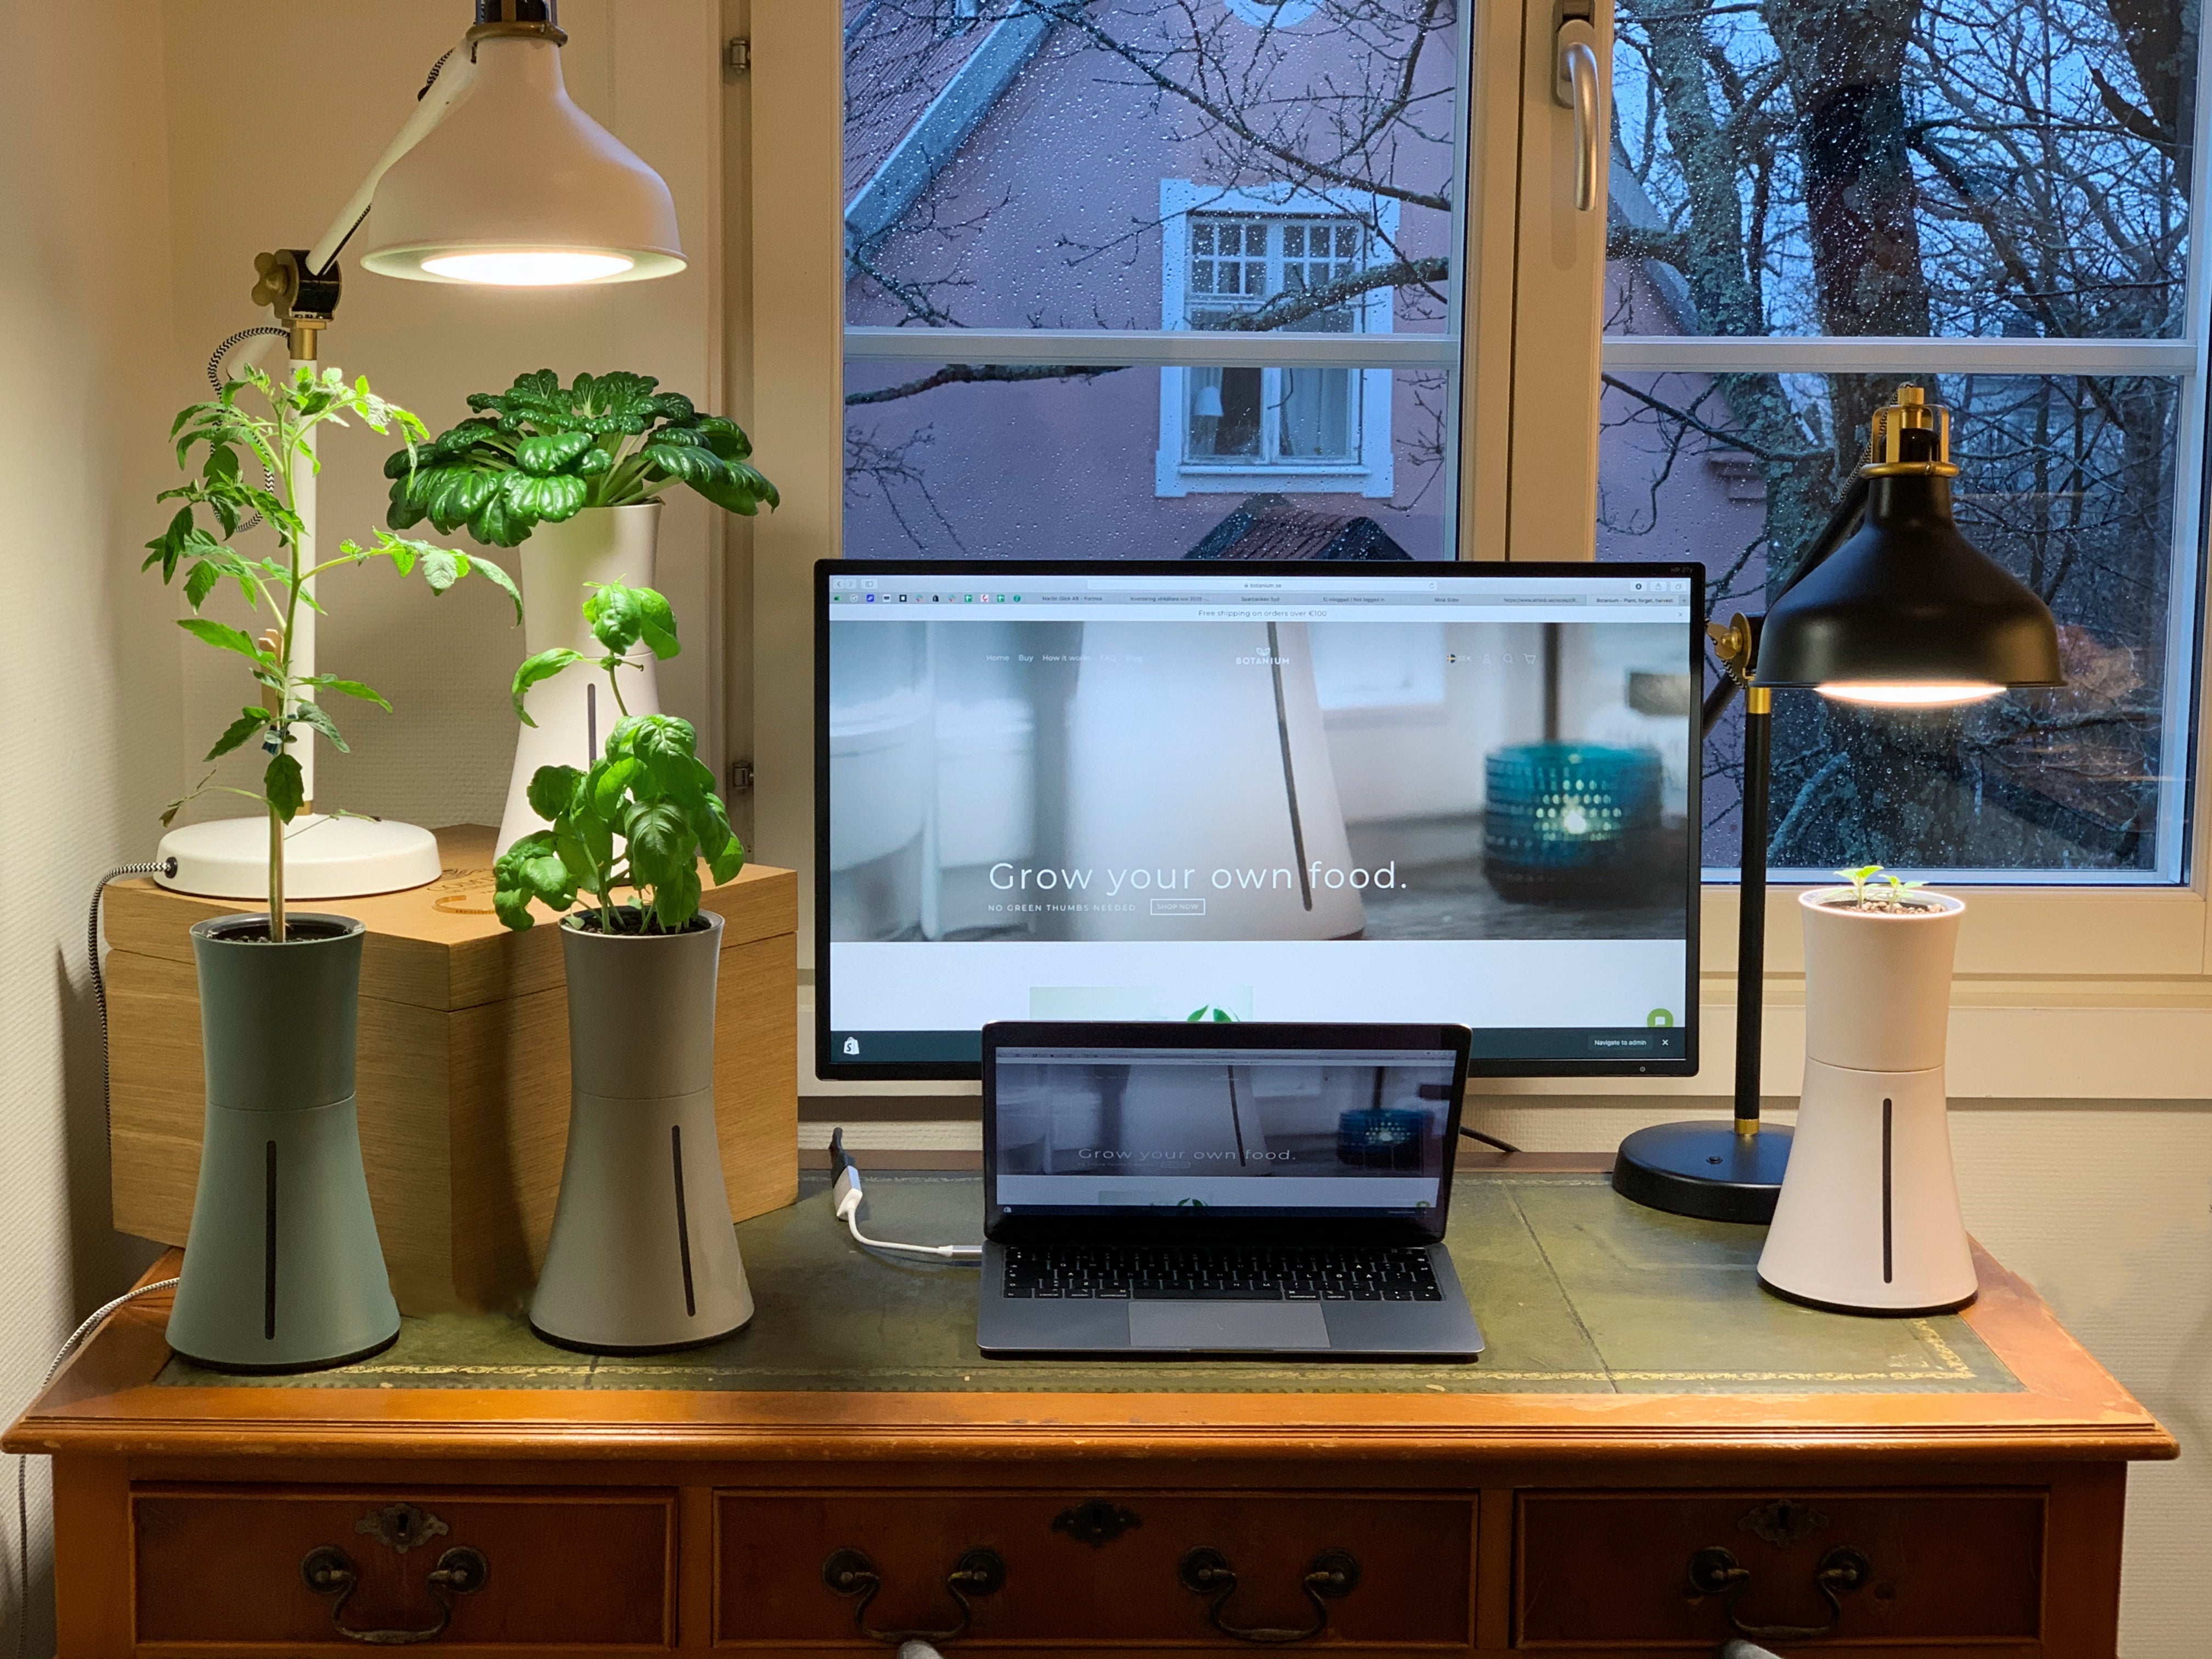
xmin=1155 ymin=180 xmax=1398 ymax=498
xmin=739 ymin=0 xmax=2212 ymax=1105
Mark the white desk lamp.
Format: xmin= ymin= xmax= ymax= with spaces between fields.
xmin=158 ymin=0 xmax=685 ymax=900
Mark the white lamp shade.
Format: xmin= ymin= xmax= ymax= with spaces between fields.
xmin=359 ymin=34 xmax=684 ymax=285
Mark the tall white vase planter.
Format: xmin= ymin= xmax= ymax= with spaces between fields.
xmin=498 ymin=504 xmax=664 ymax=854
xmin=1759 ymin=887 xmax=1976 ymax=1314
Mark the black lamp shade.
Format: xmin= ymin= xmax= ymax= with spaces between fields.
xmin=1755 ymin=473 xmax=2064 ymax=690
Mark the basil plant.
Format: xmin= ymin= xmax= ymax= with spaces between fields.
xmin=492 ymin=582 xmax=744 ymax=936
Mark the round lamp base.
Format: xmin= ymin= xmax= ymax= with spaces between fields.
xmin=157 ymin=814 xmax=443 ymax=901
xmin=1612 ymin=1120 xmax=1793 ymax=1223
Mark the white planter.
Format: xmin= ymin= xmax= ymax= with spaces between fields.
xmin=1760 ymin=887 xmax=1977 ymax=1314
xmin=496 ymin=504 xmax=664 ymax=855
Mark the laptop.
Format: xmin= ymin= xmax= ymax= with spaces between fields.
xmin=978 ymin=1022 xmax=1484 ymax=1359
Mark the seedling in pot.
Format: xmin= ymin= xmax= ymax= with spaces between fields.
xmin=1830 ymin=862 xmax=1935 ymax=913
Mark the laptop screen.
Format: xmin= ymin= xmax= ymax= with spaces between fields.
xmin=988 ymin=1043 xmax=1462 ymax=1226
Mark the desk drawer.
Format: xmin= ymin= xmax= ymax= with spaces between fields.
xmin=716 ymin=1489 xmax=1474 ymax=1649
xmin=1515 ymin=1489 xmax=2045 ymax=1649
xmin=132 ymin=1486 xmax=675 ymax=1650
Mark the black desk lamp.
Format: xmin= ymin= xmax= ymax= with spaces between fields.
xmin=1613 ymin=386 xmax=2065 ymax=1222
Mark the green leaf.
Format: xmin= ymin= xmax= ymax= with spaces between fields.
xmin=511 ymin=648 xmax=582 ymax=725
xmin=492 ymin=830 xmax=579 ymax=932
xmin=516 ymin=431 xmax=595 ymax=475
xmin=306 ymin=675 xmax=393 ymax=710
xmin=183 ymin=560 xmax=221 ymax=611
xmin=592 ymin=756 xmax=645 ymax=817
xmin=623 ymin=799 xmax=692 ymax=891
xmin=650 ymin=864 xmax=702 ymax=933
xmin=177 ymin=617 xmax=266 ymax=663
xmin=204 ymin=708 xmax=268 ymax=761
xmin=425 ymin=467 xmax=501 ymax=532
xmin=264 ymin=752 xmax=306 ymax=821
xmin=469 ymin=491 xmax=530 ymax=548
xmin=628 ymin=586 xmax=680 ymax=659
xmin=527 ymin=764 xmax=585 ymax=823
xmin=501 ymin=470 xmax=590 ymax=523
xmin=290 ymin=699 xmax=350 ymax=753
xmin=470 ymin=554 xmax=523 ymax=624
xmin=691 ymin=793 xmax=745 ymax=884
xmin=420 ymin=547 xmax=465 ymax=593
xmin=694 ymin=416 xmax=753 ymax=461
xmin=641 ymin=442 xmax=727 ymax=494
xmin=693 ymin=460 xmax=777 ymax=516
xmin=582 ymin=582 xmax=644 ymax=656
xmin=386 ymin=471 xmax=432 ymax=531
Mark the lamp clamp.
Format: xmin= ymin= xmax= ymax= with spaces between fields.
xmin=249 ymin=249 xmax=341 ymax=362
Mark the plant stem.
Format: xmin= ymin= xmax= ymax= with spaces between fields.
xmin=269 ymin=386 xmax=303 ymax=942
xmin=606 ymin=662 xmax=630 ymax=719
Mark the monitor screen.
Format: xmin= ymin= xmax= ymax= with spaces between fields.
xmin=985 ymin=1043 xmax=1462 ymax=1224
xmin=817 ymin=560 xmax=1701 ymax=1080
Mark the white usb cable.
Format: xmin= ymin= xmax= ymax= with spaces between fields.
xmin=830 ymin=1130 xmax=981 ymax=1261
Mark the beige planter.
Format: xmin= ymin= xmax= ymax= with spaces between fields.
xmin=1760 ymin=887 xmax=1977 ymax=1314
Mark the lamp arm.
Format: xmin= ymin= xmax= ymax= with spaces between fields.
xmin=305 ymin=36 xmax=480 ymax=273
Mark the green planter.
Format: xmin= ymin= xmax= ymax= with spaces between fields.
xmin=165 ymin=914 xmax=400 ymax=1373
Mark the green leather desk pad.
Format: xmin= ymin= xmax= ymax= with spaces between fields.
xmin=161 ymin=1172 xmax=2016 ymax=1395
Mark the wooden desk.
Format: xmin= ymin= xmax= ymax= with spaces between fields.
xmin=9 ymin=1159 xmax=2174 ymax=1657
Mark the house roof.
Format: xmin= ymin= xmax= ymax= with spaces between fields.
xmin=1188 ymin=495 xmax=1413 ymax=561
xmin=843 ymin=3 xmax=994 ymax=200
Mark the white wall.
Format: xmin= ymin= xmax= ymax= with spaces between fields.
xmin=159 ymin=0 xmax=726 ymax=834
xmin=0 ymin=4 xmax=181 ymax=1651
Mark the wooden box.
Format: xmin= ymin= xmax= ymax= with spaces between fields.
xmin=104 ymin=826 xmax=798 ymax=1315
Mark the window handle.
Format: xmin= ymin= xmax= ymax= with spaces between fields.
xmin=1555 ymin=18 xmax=1602 ymax=213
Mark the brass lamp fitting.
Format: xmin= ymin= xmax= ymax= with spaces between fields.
xmin=1861 ymin=385 xmax=1959 ymax=478
xmin=469 ymin=0 xmax=566 ymax=47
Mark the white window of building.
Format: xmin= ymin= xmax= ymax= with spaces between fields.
xmin=1157 ymin=182 xmax=1397 ymax=498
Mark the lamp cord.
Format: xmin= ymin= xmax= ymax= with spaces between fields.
xmin=88 ymin=862 xmax=176 ymax=1154
xmin=203 ymin=329 xmax=288 ymax=532
xmin=1460 ymin=1126 xmax=1522 ymax=1155
xmin=12 ymin=1278 xmax=182 ymax=1659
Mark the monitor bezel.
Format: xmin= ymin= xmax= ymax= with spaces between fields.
xmin=814 ymin=557 xmax=1704 ymax=1084
xmin=980 ymin=1019 xmax=1474 ymax=1245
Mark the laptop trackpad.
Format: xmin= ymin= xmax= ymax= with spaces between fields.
xmin=1130 ymin=1301 xmax=1331 ymax=1351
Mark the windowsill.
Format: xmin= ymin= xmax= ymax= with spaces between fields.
xmin=1164 ymin=465 xmax=1384 ymax=495
xmin=791 ymin=971 xmax=2212 ymax=1104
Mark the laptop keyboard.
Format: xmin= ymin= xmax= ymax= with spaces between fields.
xmin=1001 ymin=1245 xmax=1443 ymax=1302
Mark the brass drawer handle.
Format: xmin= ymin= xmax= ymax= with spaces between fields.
xmin=301 ymin=1544 xmax=489 ymax=1645
xmin=1689 ymin=1544 xmax=1871 ymax=1641
xmin=1178 ymin=1545 xmax=1362 ymax=1645
xmin=822 ymin=1545 xmax=1007 ymax=1646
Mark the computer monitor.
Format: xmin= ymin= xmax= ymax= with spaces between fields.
xmin=816 ymin=559 xmax=1702 ymax=1081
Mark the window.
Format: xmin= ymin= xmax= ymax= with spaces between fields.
xmin=839 ymin=1 xmax=1463 ymax=562
xmin=1160 ymin=186 xmax=1397 ymax=495
xmin=1598 ymin=0 xmax=2206 ymax=886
